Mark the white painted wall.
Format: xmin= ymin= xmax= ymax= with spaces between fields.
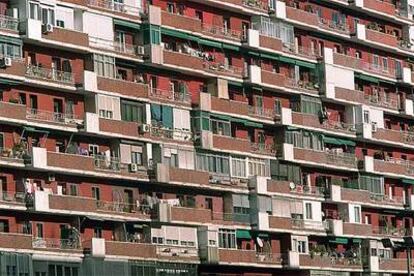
xmin=56 ymin=5 xmax=74 ymax=29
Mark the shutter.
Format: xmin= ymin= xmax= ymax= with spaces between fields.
xmin=164 ymin=226 xmax=179 ymax=240
xmin=241 ymin=195 xmax=250 ymax=208
xmin=119 ymin=144 xmax=131 ymax=164
xmin=173 ymin=108 xmax=182 ymax=129
xmin=232 ymin=194 xmax=242 ymax=207
xmin=182 ymin=109 xmax=190 ymax=130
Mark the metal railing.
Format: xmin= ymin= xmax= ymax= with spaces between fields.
xmin=317 ymin=17 xmax=350 ymax=34
xmin=0 ymin=191 xmax=26 ymax=204
xmin=26 ymin=108 xmax=82 ymax=125
xmin=0 ymin=15 xmax=18 ymax=31
xmin=0 ymin=147 xmax=30 ymax=163
xmin=25 ymin=65 xmax=74 ymax=84
xmin=285 ymin=78 xmax=319 ymax=92
xmin=374 ymin=158 xmax=414 ymax=175
xmin=250 ymin=142 xmax=276 ymax=155
xmin=148 ymin=125 xmax=193 ymax=141
xmin=202 ymin=23 xmax=244 ymax=40
xmin=322 ymin=120 xmax=356 ymax=132
xmin=32 ymin=238 xmax=80 ymax=250
xmin=282 ymin=43 xmax=321 ymax=59
xmin=290 ymin=185 xmax=326 ymax=197
xmin=89 ymin=36 xmax=144 ymax=56
xmin=96 ymin=200 xmax=139 ymax=213
xmin=87 ymin=0 xmax=142 ymax=15
xmin=94 ymin=156 xmax=121 ymax=172
xmin=372 ymin=225 xmax=411 ymax=237
xmin=292 ymin=218 xmax=328 ymax=231
xmin=326 ymin=151 xmax=357 ymax=167
xmin=248 ymin=106 xmax=279 ymax=119
xmin=149 ymin=88 xmax=191 ymax=103
xmin=156 ymin=244 xmax=198 ymax=257
xmin=203 ymin=61 xmax=244 ymax=76
xmin=369 ymin=193 xmax=405 ymax=205
xmin=364 ymin=94 xmax=399 ymax=110
xmin=242 ymin=0 xmax=268 ymax=10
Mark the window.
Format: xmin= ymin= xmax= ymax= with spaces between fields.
xmin=169 ymin=153 xmax=178 ymax=167
xmin=41 ymin=7 xmax=55 ymax=25
xmin=274 ymin=99 xmax=282 ymax=115
xmin=56 ymin=20 xmax=64 ymax=28
xmin=363 ymin=111 xmax=370 ymax=123
xmin=223 ymin=17 xmax=230 ymax=32
xmin=372 ymin=55 xmax=380 ymax=69
xmin=248 ymin=158 xmax=270 ymax=177
xmin=353 ymin=206 xmax=361 ymax=223
xmin=0 ymin=133 xmax=3 ymax=149
xmin=92 ymin=186 xmax=100 ymax=201
xmin=29 ymin=2 xmax=40 ymax=20
xmin=47 ymin=265 xmax=79 ymax=276
xmin=382 ymin=57 xmax=388 ymax=72
xmin=152 ymin=236 xmax=164 ymax=244
xmin=89 ymin=144 xmax=98 ymax=156
xmin=305 ymin=203 xmax=313 ymax=220
xmin=36 ymin=223 xmax=43 ymax=238
xmin=231 ymin=156 xmax=246 ymax=178
xmin=293 ymin=238 xmax=306 ymax=253
xmin=218 ymin=229 xmax=236 ymax=249
xmin=121 ymin=100 xmax=144 ymax=123
xmin=68 ymin=184 xmax=78 ymax=196
xmin=177 ymin=194 xmax=195 ymax=208
xmin=94 ymin=54 xmax=115 ymax=78
xmin=0 ymin=43 xmax=22 ymax=59
xmin=94 ymin=227 xmax=102 ymax=238
xmin=167 ymin=3 xmax=175 ymax=13
xmin=211 ymin=119 xmax=231 ymax=136
xmin=131 ymin=151 xmax=143 ymax=165
xmin=196 ymin=152 xmax=230 ymax=175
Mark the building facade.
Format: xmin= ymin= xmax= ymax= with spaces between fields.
xmin=0 ymin=0 xmax=413 ymax=275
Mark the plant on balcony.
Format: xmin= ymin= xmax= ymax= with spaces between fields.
xmin=8 ymin=98 xmax=19 ymax=104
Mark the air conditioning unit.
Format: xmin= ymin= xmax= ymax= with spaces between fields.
xmin=47 ymin=173 xmax=55 ymax=182
xmin=42 ymin=23 xmax=54 ymax=33
xmin=139 ymin=124 xmax=151 ymax=133
xmin=136 ymin=46 xmax=145 ymax=55
xmin=371 ymin=123 xmax=378 ymax=132
xmin=0 ymin=57 xmax=12 ymax=68
xmin=129 ymin=163 xmax=138 ymax=172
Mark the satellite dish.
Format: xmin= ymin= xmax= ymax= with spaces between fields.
xmin=256 ymin=237 xmax=264 ymax=248
xmin=289 ymin=182 xmax=296 ymax=190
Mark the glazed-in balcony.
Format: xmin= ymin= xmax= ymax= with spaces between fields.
xmin=342 ymin=222 xmax=373 ymax=236
xmin=332 ymin=52 xmax=397 ymax=79
xmin=42 ymin=27 xmax=89 ymax=48
xmin=210 ymin=96 xmax=249 ymax=117
xmin=285 ymin=6 xmax=319 ymax=27
xmin=291 ymin=112 xmax=356 ymax=134
xmin=365 ymin=28 xmax=399 ymax=48
xmin=149 ymin=88 xmax=191 ymax=105
xmin=89 ymin=36 xmax=144 ymax=58
xmin=299 ymin=254 xmax=362 ymax=270
xmin=0 ymin=15 xmax=19 ymax=33
xmin=267 ymin=180 xmax=326 ymax=197
xmin=268 ymin=216 xmax=327 ymax=232
xmin=97 ymin=76 xmax=149 ymax=98
xmin=372 ymin=128 xmax=414 ymax=146
xmin=26 ymin=108 xmax=83 ymax=127
xmin=0 ymin=232 xmax=32 ymax=250
xmin=293 ymin=147 xmax=358 ymax=169
xmin=87 ymin=0 xmax=141 ymax=19
xmin=217 ymin=248 xmax=284 ymax=265
xmin=25 ymin=65 xmax=75 ymax=85
xmin=32 ymin=238 xmax=81 ymax=252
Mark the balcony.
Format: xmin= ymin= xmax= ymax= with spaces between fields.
xmin=0 ymin=190 xmax=26 ymax=206
xmin=87 ymin=0 xmax=142 ymax=18
xmin=317 ymin=17 xmax=350 ymax=35
xmin=248 ymin=106 xmax=280 ymax=121
xmin=299 ymin=254 xmax=362 ymax=270
xmin=212 ymin=134 xmax=249 ymax=153
xmin=292 ymin=147 xmax=358 ymax=169
xmin=379 ymin=258 xmax=413 ymax=272
xmin=282 ymin=44 xmax=320 ymax=59
xmin=372 ymin=158 xmax=414 ymax=177
xmin=25 ymin=65 xmax=75 ymax=85
xmin=332 ymin=53 xmax=397 ymax=79
xmin=210 ymin=97 xmax=249 ymax=116
xmin=0 ymin=15 xmax=18 ymax=32
xmin=258 ymin=34 xmax=283 ymax=52
xmin=285 ymin=6 xmax=319 ymax=27
xmin=161 ymin=11 xmax=202 ymax=33
xmin=362 ymin=0 xmax=396 ymax=16
xmin=105 ymin=241 xmax=157 ymax=258
xmin=291 ymin=112 xmax=356 ymax=134
xmin=97 ymin=76 xmax=149 ymax=98
xmin=0 ymin=101 xmax=26 ymax=121
xmin=268 ymin=216 xmax=327 ymax=232
xmin=333 ymin=87 xmax=399 ymax=110
xmin=153 ymin=163 xmax=211 ymax=186
xmin=149 ymin=88 xmax=191 ymax=105
xmin=42 ymin=27 xmax=89 ymax=48
xmin=203 ymin=61 xmax=244 ymax=78
xmin=218 ymin=248 xmax=283 ymax=265
xmin=202 ymin=24 xmax=244 ymax=41
xmin=249 ymin=142 xmax=276 ymax=156
xmin=372 ymin=225 xmax=410 ymax=238
xmin=32 ymin=238 xmax=81 ymax=252
xmin=89 ymin=36 xmax=144 ymax=57
xmin=342 ymin=222 xmax=372 ymax=236
xmin=163 ymin=50 xmax=205 ymax=71
xmin=0 ymin=147 xmax=30 ymax=165
xmin=365 ymin=28 xmax=399 ymax=48
xmin=341 ymin=187 xmax=405 ymax=207
xmin=26 ymin=108 xmax=83 ymax=127
xmin=260 ymin=70 xmax=286 ymax=87
xmin=285 ymin=78 xmax=319 ymax=95
xmin=0 ymin=58 xmax=27 ymax=79
xmin=0 ymin=232 xmax=32 ymax=250
xmin=372 ymin=128 xmax=414 ymax=146
xmin=267 ymin=180 xmax=326 ymax=198
xmin=156 ymin=244 xmax=199 ymax=262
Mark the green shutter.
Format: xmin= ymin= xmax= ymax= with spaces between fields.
xmin=236 ymin=229 xmax=251 ymax=239
xmin=355 ymin=73 xmax=379 ymax=84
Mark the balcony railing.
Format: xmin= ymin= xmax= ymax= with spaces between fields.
xmin=96 ymin=200 xmax=140 ymax=214
xmin=202 ymin=23 xmax=244 ymax=40
xmin=203 ymin=61 xmax=244 ymax=77
xmin=250 ymin=142 xmax=276 ymax=155
xmin=282 ymin=43 xmax=321 ymax=59
xmin=248 ymin=106 xmax=279 ymax=119
xmin=25 ymin=65 xmax=74 ymax=84
xmin=292 ymin=218 xmax=328 ymax=231
xmin=148 ymin=125 xmax=193 ymax=141
xmin=87 ymin=0 xmax=142 ymax=15
xmin=149 ymin=88 xmax=191 ymax=103
xmin=375 ymin=158 xmax=414 ymax=175
xmin=322 ymin=120 xmax=356 ymax=132
xmin=364 ymin=94 xmax=399 ymax=110
xmin=32 ymin=238 xmax=80 ymax=250
xmin=0 ymin=191 xmax=26 ymax=204
xmin=242 ymin=0 xmax=268 ymax=11
xmin=89 ymin=36 xmax=143 ymax=56
xmin=372 ymin=225 xmax=411 ymax=237
xmin=0 ymin=147 xmax=30 ymax=163
xmin=317 ymin=17 xmax=350 ymax=34
xmin=285 ymin=78 xmax=319 ymax=93
xmin=0 ymin=15 xmax=18 ymax=31
xmin=290 ymin=184 xmax=326 ymax=197
xmin=26 ymin=108 xmax=83 ymax=125
xmin=93 ymin=156 xmax=121 ymax=172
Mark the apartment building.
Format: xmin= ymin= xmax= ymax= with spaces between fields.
xmin=0 ymin=0 xmax=413 ymax=275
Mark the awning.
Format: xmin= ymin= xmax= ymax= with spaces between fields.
xmin=199 ymin=38 xmax=221 ymax=48
xmin=323 ymin=136 xmax=356 ymax=147
xmin=161 ymin=28 xmax=191 ymax=40
xmin=295 ymin=60 xmax=316 ymax=69
xmin=403 ymin=179 xmax=414 ymax=185
xmin=261 ymin=53 xmax=279 ymax=61
xmin=352 ymin=238 xmax=362 ymax=243
xmin=244 ymin=121 xmax=263 ymax=128
xmin=228 ymin=81 xmax=243 ymax=87
xmin=211 ymin=113 xmax=232 ymax=121
xmin=236 ymin=229 xmax=251 ymax=239
xmin=257 ymin=232 xmax=269 ymax=238
xmin=279 ymin=56 xmax=296 ymax=65
xmin=0 ymin=36 xmax=22 ymax=45
xmin=222 ymin=43 xmax=240 ymax=52
xmin=355 ymin=73 xmax=379 ymax=84
xmin=330 ymin=237 xmax=348 ymax=244
xmin=113 ymin=19 xmax=140 ymax=30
